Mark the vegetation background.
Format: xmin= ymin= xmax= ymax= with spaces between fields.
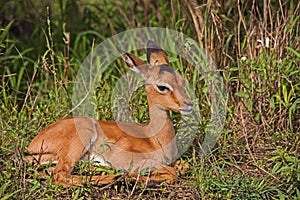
xmin=0 ymin=0 xmax=299 ymax=199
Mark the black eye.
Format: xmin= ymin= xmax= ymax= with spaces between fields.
xmin=157 ymin=85 xmax=170 ymax=93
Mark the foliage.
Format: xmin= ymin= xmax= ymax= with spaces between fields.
xmin=0 ymin=0 xmax=299 ymax=199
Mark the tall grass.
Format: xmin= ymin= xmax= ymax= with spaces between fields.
xmin=0 ymin=0 xmax=299 ymax=199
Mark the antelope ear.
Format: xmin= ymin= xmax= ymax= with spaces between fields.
xmin=118 ymin=48 xmax=148 ymax=75
xmin=146 ymin=40 xmax=169 ymax=66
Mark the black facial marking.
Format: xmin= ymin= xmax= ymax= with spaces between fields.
xmin=158 ymin=65 xmax=175 ymax=75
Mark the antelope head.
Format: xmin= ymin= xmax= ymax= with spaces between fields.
xmin=119 ymin=40 xmax=193 ymax=116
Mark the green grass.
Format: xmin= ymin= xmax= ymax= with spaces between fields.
xmin=1 ymin=0 xmax=299 ymax=199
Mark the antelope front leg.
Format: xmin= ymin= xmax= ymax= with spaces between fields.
xmin=128 ymin=165 xmax=178 ymax=186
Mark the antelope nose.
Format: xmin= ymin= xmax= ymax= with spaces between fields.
xmin=180 ymin=101 xmax=194 ymax=115
xmin=184 ymin=101 xmax=193 ymax=107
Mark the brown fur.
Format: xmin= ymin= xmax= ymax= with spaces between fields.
xmin=26 ymin=41 xmax=193 ymax=186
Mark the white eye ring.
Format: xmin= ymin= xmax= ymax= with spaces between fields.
xmin=156 ymin=85 xmax=170 ymax=93
xmin=155 ymin=83 xmax=173 ymax=94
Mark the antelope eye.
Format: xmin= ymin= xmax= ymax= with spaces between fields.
xmin=156 ymin=85 xmax=170 ymax=93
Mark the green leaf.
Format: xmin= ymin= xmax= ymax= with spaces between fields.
xmin=286 ymin=46 xmax=300 ymax=58
xmin=0 ymin=20 xmax=14 ymax=44
xmin=235 ymin=91 xmax=250 ymax=99
xmin=289 ymin=98 xmax=300 ymax=130
xmin=139 ymin=54 xmax=178 ymax=63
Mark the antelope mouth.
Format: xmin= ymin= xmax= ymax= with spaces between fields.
xmin=179 ymin=107 xmax=193 ymax=115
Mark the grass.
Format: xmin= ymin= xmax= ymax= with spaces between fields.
xmin=1 ymin=0 xmax=299 ymax=199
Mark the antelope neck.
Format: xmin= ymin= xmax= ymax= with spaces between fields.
xmin=144 ymin=104 xmax=174 ymax=138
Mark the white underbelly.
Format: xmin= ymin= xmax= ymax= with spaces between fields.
xmin=88 ymin=153 xmax=110 ymax=167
